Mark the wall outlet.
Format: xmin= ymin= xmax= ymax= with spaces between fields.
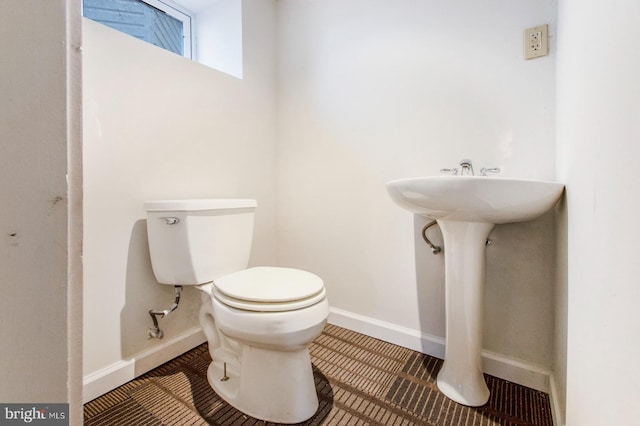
xmin=524 ymin=24 xmax=549 ymax=59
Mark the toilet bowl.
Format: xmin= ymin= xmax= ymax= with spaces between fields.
xmin=144 ymin=199 xmax=329 ymax=424
xmin=199 ymin=267 xmax=329 ymax=423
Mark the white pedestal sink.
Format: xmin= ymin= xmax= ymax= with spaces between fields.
xmin=386 ymin=176 xmax=564 ymax=406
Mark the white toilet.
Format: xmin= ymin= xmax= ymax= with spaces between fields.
xmin=144 ymin=198 xmax=329 ymax=424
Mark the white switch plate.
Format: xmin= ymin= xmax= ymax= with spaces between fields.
xmin=524 ymin=24 xmax=549 ymax=59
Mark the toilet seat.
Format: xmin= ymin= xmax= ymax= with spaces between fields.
xmin=212 ymin=266 xmax=326 ymax=312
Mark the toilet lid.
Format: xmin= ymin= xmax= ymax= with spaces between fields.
xmin=212 ymin=285 xmax=326 ymax=312
xmin=214 ymin=266 xmax=325 ymax=303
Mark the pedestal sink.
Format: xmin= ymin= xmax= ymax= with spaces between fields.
xmin=386 ymin=176 xmax=564 ymax=406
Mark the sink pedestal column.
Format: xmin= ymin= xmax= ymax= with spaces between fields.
xmin=436 ymin=220 xmax=495 ymax=407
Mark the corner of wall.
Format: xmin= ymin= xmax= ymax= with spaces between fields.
xmin=67 ymin=0 xmax=84 ymax=422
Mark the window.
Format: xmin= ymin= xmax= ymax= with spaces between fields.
xmin=83 ymin=0 xmax=194 ymax=59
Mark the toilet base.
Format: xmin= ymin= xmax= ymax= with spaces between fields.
xmin=207 ymin=345 xmax=319 ymax=424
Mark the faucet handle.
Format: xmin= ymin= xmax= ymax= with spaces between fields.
xmin=440 ymin=168 xmax=458 ymax=175
xmin=480 ymin=167 xmax=501 ymax=176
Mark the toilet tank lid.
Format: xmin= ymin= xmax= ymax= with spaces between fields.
xmin=144 ymin=198 xmax=257 ymax=212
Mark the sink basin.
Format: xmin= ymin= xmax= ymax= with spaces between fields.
xmin=386 ymin=176 xmax=564 ymax=224
xmin=386 ymin=175 xmax=564 ymax=407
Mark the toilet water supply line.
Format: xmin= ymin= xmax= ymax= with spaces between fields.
xmin=148 ymin=285 xmax=183 ymax=339
xmin=421 ymin=221 xmax=493 ymax=255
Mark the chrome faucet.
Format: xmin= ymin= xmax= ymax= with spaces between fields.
xmin=459 ymin=159 xmax=474 ymax=176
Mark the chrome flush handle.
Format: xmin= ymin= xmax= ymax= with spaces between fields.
xmin=160 ymin=217 xmax=180 ymax=225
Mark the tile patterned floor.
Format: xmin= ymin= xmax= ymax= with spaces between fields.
xmin=84 ymin=324 xmax=553 ymax=425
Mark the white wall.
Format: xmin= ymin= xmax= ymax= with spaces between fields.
xmin=82 ymin=0 xmax=277 ymax=400
xmin=276 ymin=0 xmax=558 ymax=380
xmin=557 ymin=0 xmax=640 ymax=424
xmin=81 ymin=0 xmax=580 ymax=412
xmin=0 ymin=0 xmax=83 ymax=421
xmin=195 ymin=0 xmax=244 ymax=78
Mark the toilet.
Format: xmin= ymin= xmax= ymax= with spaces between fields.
xmin=144 ymin=198 xmax=329 ymax=424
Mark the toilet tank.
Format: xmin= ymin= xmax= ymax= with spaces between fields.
xmin=144 ymin=199 xmax=257 ymax=285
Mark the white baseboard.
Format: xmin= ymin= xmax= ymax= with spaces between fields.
xmin=83 ymin=327 xmax=206 ymax=403
xmin=328 ymin=307 xmax=551 ymax=393
xmin=83 ymin=359 xmax=135 ymax=404
xmin=328 ymin=307 xmax=446 ymax=358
